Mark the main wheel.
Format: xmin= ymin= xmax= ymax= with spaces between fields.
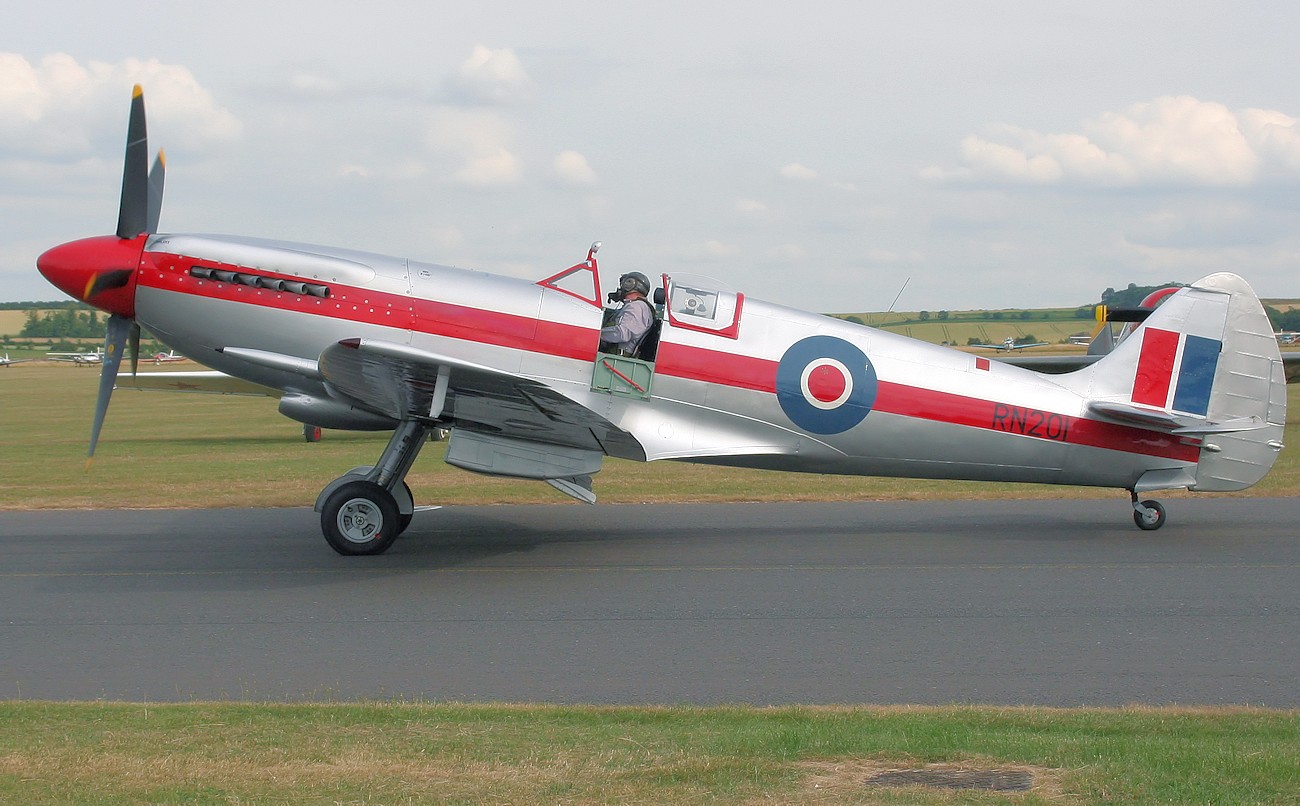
xmin=1133 ymin=499 xmax=1166 ymax=531
xmin=321 ymin=480 xmax=400 ymax=555
xmin=397 ymin=480 xmax=414 ymax=535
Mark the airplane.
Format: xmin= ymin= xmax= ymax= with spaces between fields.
xmin=0 ymin=353 xmax=38 ymax=368
xmin=48 ymin=347 xmax=104 ymax=366
xmin=36 ymin=86 xmax=1288 ymax=555
xmin=971 ymin=336 xmax=1048 ymax=351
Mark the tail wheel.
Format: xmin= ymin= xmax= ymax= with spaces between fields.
xmin=321 ymin=480 xmax=399 ymax=555
xmin=1133 ymin=499 xmax=1166 ymax=531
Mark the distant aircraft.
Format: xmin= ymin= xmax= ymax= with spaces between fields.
xmin=153 ymin=350 xmax=185 ymax=364
xmin=971 ymin=337 xmax=1049 ymax=352
xmin=0 ymin=353 xmax=38 ymax=368
xmin=48 ymin=347 xmax=104 ymax=366
xmin=36 ymin=86 xmax=1289 ymax=554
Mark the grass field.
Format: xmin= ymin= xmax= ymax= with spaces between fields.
xmin=2 ymin=362 xmax=1298 ymax=509
xmin=4 ymin=365 xmax=1297 ymax=804
xmin=1 ymin=702 xmax=1296 ymax=803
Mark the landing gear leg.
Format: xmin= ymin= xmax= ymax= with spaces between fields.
xmin=1130 ymin=491 xmax=1166 ymax=531
xmin=319 ymin=420 xmax=429 ymax=555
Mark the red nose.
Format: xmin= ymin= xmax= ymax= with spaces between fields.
xmin=37 ymin=235 xmax=144 ymax=319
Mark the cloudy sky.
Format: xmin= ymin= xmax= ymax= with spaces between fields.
xmin=3 ymin=1 xmax=1299 ymax=312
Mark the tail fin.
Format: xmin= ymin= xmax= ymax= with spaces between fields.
xmin=1076 ymin=272 xmax=1286 ymax=492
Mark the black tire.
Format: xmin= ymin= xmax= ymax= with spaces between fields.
xmin=397 ymin=481 xmax=414 ymax=535
xmin=1133 ymin=499 xmax=1166 ymax=531
xmin=303 ymin=425 xmax=322 ymax=443
xmin=321 ymin=480 xmax=400 ymax=555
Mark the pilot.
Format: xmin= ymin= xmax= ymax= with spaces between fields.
xmin=599 ymin=272 xmax=655 ymax=356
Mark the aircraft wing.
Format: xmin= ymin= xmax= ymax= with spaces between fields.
xmin=994 ymin=354 xmax=1101 ymax=373
xmin=318 ymin=338 xmax=644 ymax=457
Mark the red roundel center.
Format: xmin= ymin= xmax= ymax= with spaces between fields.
xmin=806 ymin=364 xmax=847 ymax=404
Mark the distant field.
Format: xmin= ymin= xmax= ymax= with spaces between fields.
xmin=0 ymin=310 xmax=29 ymax=336
xmin=873 ymin=318 xmax=1092 ymax=345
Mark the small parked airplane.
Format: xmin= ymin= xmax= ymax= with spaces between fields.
xmin=972 ymin=336 xmax=1048 ymax=352
xmin=153 ymin=350 xmax=185 ymax=363
xmin=48 ymin=347 xmax=104 ymax=366
xmin=36 ymin=87 xmax=1289 ymax=554
xmin=0 ymin=353 xmax=38 ymax=368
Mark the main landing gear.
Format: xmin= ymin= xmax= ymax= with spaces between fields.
xmin=317 ymin=420 xmax=428 ymax=555
xmin=1130 ymin=491 xmax=1167 ymax=531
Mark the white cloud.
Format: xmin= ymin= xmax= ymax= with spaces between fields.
xmin=552 ymin=150 xmax=598 ymax=186
xmin=0 ymin=52 xmax=240 ymax=156
xmin=452 ymin=147 xmax=520 ymax=187
xmin=426 ymin=108 xmax=520 ymax=187
xmin=778 ymin=162 xmax=819 ymax=182
xmin=447 ymin=45 xmax=531 ymax=105
xmin=923 ymin=96 xmax=1300 ymax=187
xmin=337 ymin=160 xmax=428 ymax=181
xmin=736 ymin=198 xmax=768 ymax=215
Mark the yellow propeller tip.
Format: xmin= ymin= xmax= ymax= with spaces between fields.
xmin=84 ymin=457 xmax=95 ymax=472
xmin=132 ymin=84 xmax=143 ymax=98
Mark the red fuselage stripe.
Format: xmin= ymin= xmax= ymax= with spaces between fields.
xmin=140 ymin=251 xmax=1198 ymax=463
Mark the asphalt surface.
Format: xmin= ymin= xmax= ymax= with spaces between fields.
xmin=2 ymin=498 xmax=1297 ymax=706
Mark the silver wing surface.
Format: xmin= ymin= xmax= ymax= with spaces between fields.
xmin=318 ymin=338 xmax=645 ymax=458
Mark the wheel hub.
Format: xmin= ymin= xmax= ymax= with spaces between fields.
xmin=338 ymin=498 xmax=382 ymax=543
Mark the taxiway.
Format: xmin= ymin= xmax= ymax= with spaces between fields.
xmin=2 ymin=498 xmax=1297 ymax=705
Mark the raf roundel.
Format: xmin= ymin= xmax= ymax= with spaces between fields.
xmin=776 ymin=336 xmax=877 ymax=434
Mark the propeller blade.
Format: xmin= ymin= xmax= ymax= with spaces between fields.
xmin=128 ymin=321 xmax=141 ymax=377
xmin=146 ymin=150 xmax=166 ymax=234
xmin=88 ymin=314 xmax=132 ymax=464
xmin=115 ymin=85 xmax=149 ymax=240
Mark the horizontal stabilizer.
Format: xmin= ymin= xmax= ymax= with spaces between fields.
xmin=1172 ymin=416 xmax=1269 ymax=435
xmin=1085 ymin=399 xmax=1184 ymax=430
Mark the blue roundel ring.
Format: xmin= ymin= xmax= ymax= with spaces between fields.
xmin=776 ymin=335 xmax=877 ymax=435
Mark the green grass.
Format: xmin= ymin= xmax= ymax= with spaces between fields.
xmin=2 ymin=363 xmax=1298 ymax=509
xmin=4 ymin=369 xmax=1298 ymax=804
xmin=0 ymin=703 xmax=1295 ymax=803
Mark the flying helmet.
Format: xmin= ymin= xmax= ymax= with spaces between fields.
xmin=615 ymin=271 xmax=651 ymax=299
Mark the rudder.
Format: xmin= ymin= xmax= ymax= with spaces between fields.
xmin=1077 ymin=272 xmax=1286 ymax=492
